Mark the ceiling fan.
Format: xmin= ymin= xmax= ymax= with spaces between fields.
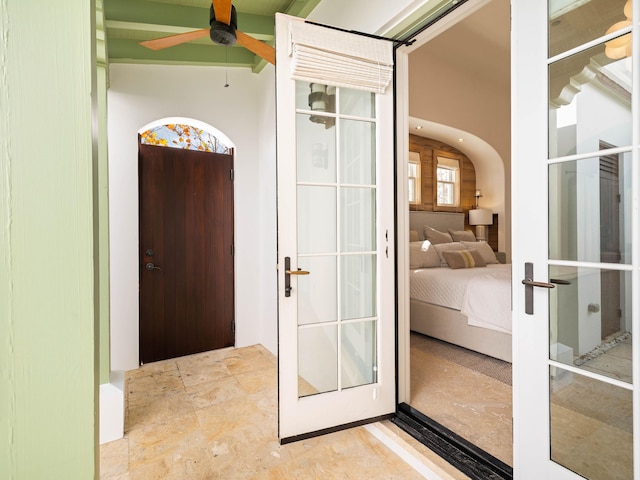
xmin=140 ymin=0 xmax=276 ymax=65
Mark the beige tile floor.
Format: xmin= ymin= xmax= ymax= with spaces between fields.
xmin=100 ymin=344 xmax=469 ymax=480
xmin=101 ymin=336 xmax=633 ymax=479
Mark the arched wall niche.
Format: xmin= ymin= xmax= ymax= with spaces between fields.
xmin=409 ymin=117 xmax=507 ymax=253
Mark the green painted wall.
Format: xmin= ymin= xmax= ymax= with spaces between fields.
xmin=0 ymin=0 xmax=98 ymax=478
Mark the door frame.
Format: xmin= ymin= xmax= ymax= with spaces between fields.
xmin=393 ymin=0 xmax=498 ymax=413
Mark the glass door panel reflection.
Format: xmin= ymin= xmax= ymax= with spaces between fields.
xmin=548 ymin=154 xmax=632 ymax=264
xmin=548 ymin=44 xmax=632 ymax=160
xmin=547 ymin=1 xmax=634 ymax=477
xmin=548 ymin=0 xmax=630 ymax=58
xmin=549 ymin=265 xmax=632 ymax=383
xmin=549 ymin=366 xmax=633 ymax=479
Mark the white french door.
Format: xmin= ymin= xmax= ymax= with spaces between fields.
xmin=275 ymin=14 xmax=396 ymax=441
xmin=513 ymin=0 xmax=637 ymax=478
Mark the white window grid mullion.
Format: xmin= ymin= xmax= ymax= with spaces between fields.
xmin=336 ymin=86 xmax=343 ymax=393
xmin=296 ymin=108 xmax=375 ymax=124
xmin=548 ymin=359 xmax=633 ymax=391
xmin=547 ymin=259 xmax=633 ymax=271
xmin=547 ymin=24 xmax=633 ymax=65
xmin=298 ymin=182 xmax=376 ymax=189
xmin=546 ymin=146 xmax=633 ymax=166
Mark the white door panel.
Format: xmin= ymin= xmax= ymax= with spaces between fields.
xmin=275 ymin=14 xmax=396 ymax=441
xmin=513 ymin=1 xmax=637 ymax=478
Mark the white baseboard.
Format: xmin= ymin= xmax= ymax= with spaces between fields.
xmin=99 ymin=371 xmax=125 ymax=445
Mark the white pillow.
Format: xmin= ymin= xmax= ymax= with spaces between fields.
xmin=462 ymin=241 xmax=499 ymax=264
xmin=433 ymin=242 xmax=467 ymax=267
xmin=409 ymin=241 xmax=441 ymax=269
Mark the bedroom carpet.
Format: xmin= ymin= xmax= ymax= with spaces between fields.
xmin=409 ymin=332 xmax=513 ymax=467
xmin=411 ymin=333 xmax=512 ymax=386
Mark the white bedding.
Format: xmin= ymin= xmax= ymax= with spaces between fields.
xmin=410 ymin=264 xmax=512 ymax=334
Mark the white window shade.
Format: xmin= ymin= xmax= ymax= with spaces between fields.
xmin=289 ymin=20 xmax=394 ymax=94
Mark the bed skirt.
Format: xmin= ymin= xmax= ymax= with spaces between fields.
xmin=410 ymin=299 xmax=512 ymax=363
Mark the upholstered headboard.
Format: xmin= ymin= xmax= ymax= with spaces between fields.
xmin=409 ymin=211 xmax=465 ymax=241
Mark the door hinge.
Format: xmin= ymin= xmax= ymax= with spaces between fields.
xmin=231 ymin=245 xmax=234 ymax=256
xmin=230 ymin=169 xmax=234 ymax=181
xmin=618 ymin=308 xmax=623 ymax=318
xmin=231 ymin=320 xmax=235 ymax=333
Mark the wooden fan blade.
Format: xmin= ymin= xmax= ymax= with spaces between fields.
xmin=236 ymin=30 xmax=275 ymax=65
xmin=140 ymin=29 xmax=210 ymax=51
xmin=212 ymin=0 xmax=232 ymax=25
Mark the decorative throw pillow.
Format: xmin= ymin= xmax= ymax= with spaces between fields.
xmin=442 ymin=249 xmax=486 ymax=269
xmin=409 ymin=241 xmax=441 ymax=269
xmin=423 ymin=226 xmax=453 ymax=245
xmin=433 ymin=242 xmax=467 ymax=267
xmin=461 ymin=241 xmax=499 ymax=264
xmin=448 ymin=229 xmax=476 ymax=242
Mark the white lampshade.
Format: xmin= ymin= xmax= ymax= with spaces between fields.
xmin=469 ymin=208 xmax=493 ymax=226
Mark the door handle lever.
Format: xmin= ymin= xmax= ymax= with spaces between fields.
xmin=522 ymin=262 xmax=553 ymax=315
xmin=145 ymin=262 xmax=162 ymax=271
xmin=284 ymin=257 xmax=310 ymax=297
xmin=286 ymin=269 xmax=310 ymax=275
xmin=521 ymin=278 xmax=555 ymax=289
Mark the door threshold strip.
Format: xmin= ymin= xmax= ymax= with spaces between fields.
xmin=393 ymin=403 xmax=513 ymax=480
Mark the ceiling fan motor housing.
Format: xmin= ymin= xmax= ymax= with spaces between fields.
xmin=210 ymin=4 xmax=238 ymax=46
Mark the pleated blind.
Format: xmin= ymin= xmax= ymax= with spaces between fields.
xmin=289 ymin=21 xmax=394 ymax=94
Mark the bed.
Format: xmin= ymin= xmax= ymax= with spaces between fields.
xmin=409 ymin=211 xmax=512 ymax=362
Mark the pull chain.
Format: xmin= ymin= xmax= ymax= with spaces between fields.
xmin=224 ymin=46 xmax=230 ymax=88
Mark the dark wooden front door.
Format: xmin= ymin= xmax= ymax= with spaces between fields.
xmin=139 ymin=143 xmax=234 ymax=364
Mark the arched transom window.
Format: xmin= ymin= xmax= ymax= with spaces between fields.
xmin=140 ymin=123 xmax=231 ymax=154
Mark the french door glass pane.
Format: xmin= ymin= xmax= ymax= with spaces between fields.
xmin=341 ymin=254 xmax=376 ymax=320
xmin=548 ymin=43 xmax=632 ymax=160
xmin=550 ymin=366 xmax=633 ymax=480
xmin=548 ymin=0 xmax=630 ymax=58
xmin=548 ymin=154 xmax=631 ymax=264
xmin=339 ymin=88 xmax=375 ymax=118
xmin=297 ymin=185 xmax=336 ymax=254
xmin=296 ymin=113 xmax=336 ymax=183
xmin=298 ymin=325 xmax=338 ymax=397
xmin=297 ymin=256 xmax=337 ymax=326
xmin=341 ymin=188 xmax=376 ymax=252
xmin=549 ymin=265 xmax=632 ymax=383
xmin=341 ymin=320 xmax=377 ymax=389
xmin=340 ymin=119 xmax=375 ymax=185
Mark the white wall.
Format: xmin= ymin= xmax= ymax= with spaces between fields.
xmin=108 ymin=63 xmax=274 ymax=370
xmin=257 ymin=65 xmax=278 ymax=355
